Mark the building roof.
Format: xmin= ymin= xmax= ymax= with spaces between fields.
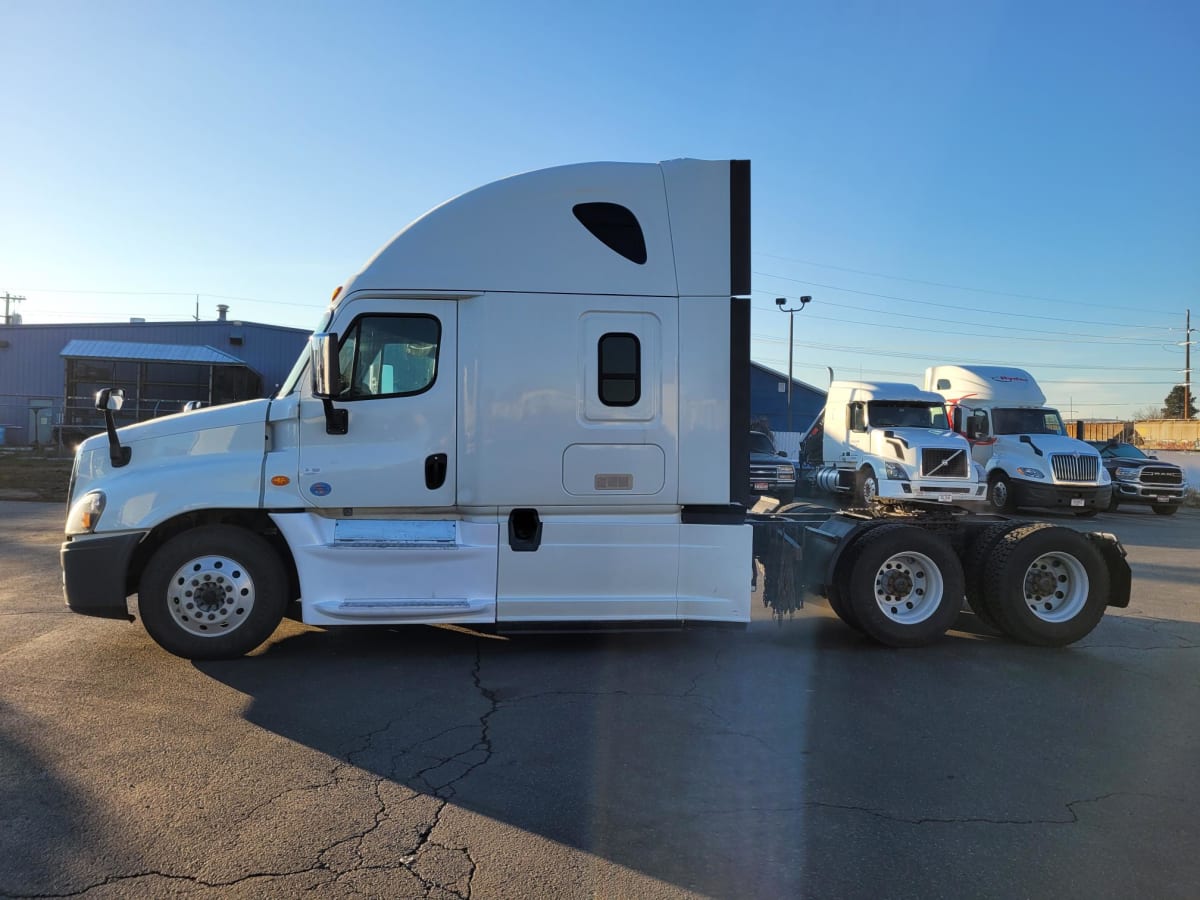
xmin=750 ymin=360 xmax=825 ymax=395
xmin=60 ymin=339 xmax=248 ymax=366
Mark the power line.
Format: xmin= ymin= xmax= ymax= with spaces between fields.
xmin=755 ymin=252 xmax=1179 ymax=318
xmin=753 ymin=335 xmax=1177 ymax=371
xmin=754 ymin=271 xmax=1175 ymax=331
xmin=750 ymin=296 xmax=1168 ymax=347
xmin=16 ymin=288 xmax=326 ymax=310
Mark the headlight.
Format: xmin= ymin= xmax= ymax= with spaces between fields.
xmin=1016 ymin=467 xmax=1045 ymax=479
xmin=1114 ymin=467 xmax=1140 ymax=481
xmin=884 ymin=462 xmax=909 ymax=481
xmin=776 ymin=465 xmax=796 ymax=482
xmin=65 ymin=490 xmax=106 ymax=535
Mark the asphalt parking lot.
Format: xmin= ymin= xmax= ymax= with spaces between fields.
xmin=1 ymin=501 xmax=1197 ymax=899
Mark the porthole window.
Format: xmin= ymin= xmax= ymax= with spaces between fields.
xmin=598 ymin=333 xmax=641 ymax=407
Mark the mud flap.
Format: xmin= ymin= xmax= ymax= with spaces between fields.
xmin=1085 ymin=532 xmax=1131 ymax=608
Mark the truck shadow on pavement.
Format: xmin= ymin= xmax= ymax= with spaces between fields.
xmin=191 ymin=604 xmax=1200 ymax=898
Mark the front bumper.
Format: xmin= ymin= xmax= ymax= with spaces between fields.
xmin=1112 ymin=482 xmax=1186 ymax=505
xmin=1013 ymin=481 xmax=1111 ymax=510
xmin=61 ymin=531 xmax=146 ymax=621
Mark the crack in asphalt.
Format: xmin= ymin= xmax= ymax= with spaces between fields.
xmin=686 ymin=791 xmax=1175 ymax=827
xmin=1 ymin=645 xmax=499 ymax=900
xmin=500 ymin=685 xmax=778 ymax=753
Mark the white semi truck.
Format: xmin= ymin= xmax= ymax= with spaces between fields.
xmin=61 ymin=160 xmax=1130 ymax=657
xmin=809 ymin=380 xmax=986 ymax=508
xmin=924 ymin=365 xmax=1111 ymax=516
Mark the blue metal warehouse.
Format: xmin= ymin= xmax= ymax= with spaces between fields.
xmin=749 ymin=361 xmax=826 ymax=456
xmin=0 ymin=311 xmax=310 ymax=446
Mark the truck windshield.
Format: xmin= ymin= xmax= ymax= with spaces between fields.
xmin=749 ymin=432 xmax=777 ymax=455
xmin=991 ymin=407 xmax=1066 ymax=435
xmin=867 ymin=401 xmax=948 ymax=429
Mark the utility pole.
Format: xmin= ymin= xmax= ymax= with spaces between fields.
xmin=774 ymin=295 xmax=812 ymax=434
xmin=1185 ymin=308 xmax=1193 ymax=420
xmin=2 ymin=293 xmax=25 ymax=325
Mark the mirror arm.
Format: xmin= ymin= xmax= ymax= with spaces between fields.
xmin=104 ymin=408 xmax=132 ymax=467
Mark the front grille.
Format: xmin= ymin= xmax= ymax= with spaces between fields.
xmin=1051 ymin=454 xmax=1099 ymax=483
xmin=920 ymin=447 xmax=968 ymax=478
xmin=749 ymin=464 xmax=778 ymax=480
xmin=1140 ymin=466 xmax=1183 ymax=486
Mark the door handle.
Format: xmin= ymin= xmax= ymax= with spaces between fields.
xmin=425 ymin=453 xmax=448 ymax=490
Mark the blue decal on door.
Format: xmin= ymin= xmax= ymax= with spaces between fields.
xmin=310 ymin=482 xmax=332 ymax=497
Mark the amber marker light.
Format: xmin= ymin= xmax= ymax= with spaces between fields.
xmin=331 ymin=285 xmax=342 ymax=301
xmin=270 ymin=475 xmax=291 ymax=486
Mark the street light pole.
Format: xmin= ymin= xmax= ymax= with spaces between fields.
xmin=775 ymin=295 xmax=811 ymax=435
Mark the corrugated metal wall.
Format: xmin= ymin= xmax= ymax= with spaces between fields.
xmin=0 ymin=320 xmax=309 ymax=444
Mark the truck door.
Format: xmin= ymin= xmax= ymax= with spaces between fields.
xmin=847 ymin=401 xmax=870 ymax=462
xmin=296 ymin=300 xmax=457 ymax=510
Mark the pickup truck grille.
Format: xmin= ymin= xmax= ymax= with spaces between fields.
xmin=920 ymin=448 xmax=968 ymax=478
xmin=1140 ymin=466 xmax=1183 ymax=486
xmin=1051 ymin=454 xmax=1098 ymax=483
xmin=750 ymin=464 xmax=780 ymax=480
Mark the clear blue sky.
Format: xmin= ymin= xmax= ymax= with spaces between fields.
xmin=2 ymin=0 xmax=1197 ymax=419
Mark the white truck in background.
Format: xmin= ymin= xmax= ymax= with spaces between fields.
xmin=60 ymin=160 xmax=1131 ymax=657
xmin=809 ymin=380 xmax=986 ymax=508
xmin=924 ymin=365 xmax=1111 ymax=516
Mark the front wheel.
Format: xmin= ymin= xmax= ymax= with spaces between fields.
xmin=1152 ymin=505 xmax=1179 ymax=516
xmin=138 ymin=525 xmax=288 ymax=660
xmin=853 ymin=467 xmax=878 ymax=507
xmin=989 ymin=473 xmax=1017 ymax=514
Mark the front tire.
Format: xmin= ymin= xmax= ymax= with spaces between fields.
xmin=840 ymin=524 xmax=964 ymax=647
xmin=1152 ymin=505 xmax=1179 ymax=516
xmin=854 ymin=467 xmax=878 ymax=507
xmin=139 ymin=525 xmax=288 ymax=660
xmin=989 ymin=473 xmax=1017 ymax=514
xmin=981 ymin=525 xmax=1109 ymax=646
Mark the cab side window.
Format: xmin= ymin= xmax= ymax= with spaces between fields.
xmin=337 ymin=315 xmax=440 ymax=400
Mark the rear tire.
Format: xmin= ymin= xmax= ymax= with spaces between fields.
xmin=139 ymin=525 xmax=288 ymax=660
xmin=963 ymin=522 xmax=1039 ymax=632
xmin=840 ymin=524 xmax=964 ymax=647
xmin=1152 ymin=505 xmax=1179 ymax=516
xmin=981 ymin=525 xmax=1109 ymax=646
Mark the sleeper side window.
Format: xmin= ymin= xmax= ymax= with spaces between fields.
xmin=598 ymin=332 xmax=641 ymax=407
xmin=336 ymin=315 xmax=440 ymax=400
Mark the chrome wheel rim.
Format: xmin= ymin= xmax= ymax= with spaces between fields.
xmin=992 ymin=481 xmax=1009 ymax=509
xmin=873 ymin=551 xmax=943 ymax=624
xmin=166 ymin=555 xmax=255 ymax=637
xmin=862 ymin=475 xmax=877 ymax=502
xmin=1023 ymin=552 xmax=1088 ymax=622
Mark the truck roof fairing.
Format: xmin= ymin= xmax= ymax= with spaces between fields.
xmin=337 ymin=159 xmax=749 ymax=301
xmin=830 ymin=380 xmax=946 ymax=405
xmin=924 ymin=365 xmax=1047 ymax=406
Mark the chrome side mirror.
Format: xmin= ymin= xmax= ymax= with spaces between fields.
xmin=310 ymin=332 xmax=342 ymax=399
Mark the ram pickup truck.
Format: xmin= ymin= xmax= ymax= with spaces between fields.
xmin=1088 ymin=440 xmax=1187 ymax=515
